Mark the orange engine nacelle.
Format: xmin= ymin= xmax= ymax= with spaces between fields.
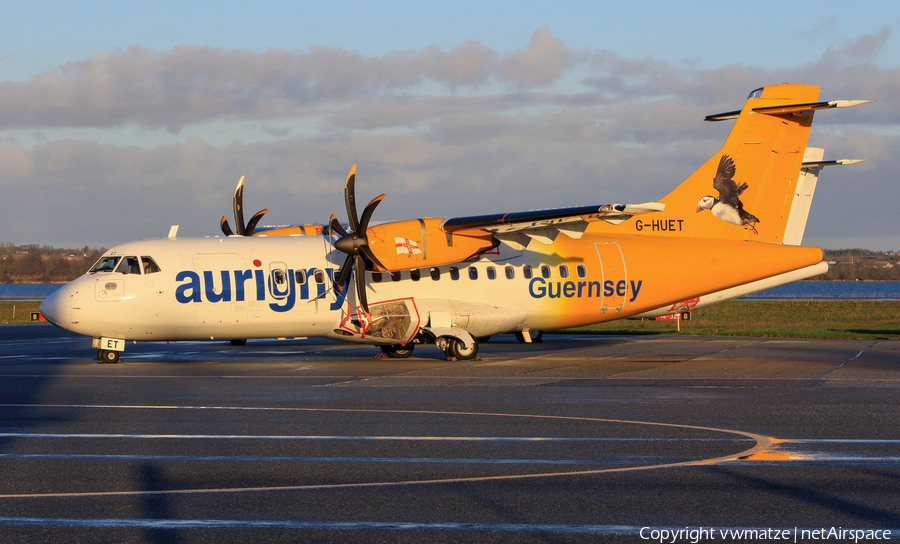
xmin=367 ymin=218 xmax=493 ymax=272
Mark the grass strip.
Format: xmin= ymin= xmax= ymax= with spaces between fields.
xmin=557 ymin=300 xmax=900 ymax=340
xmin=0 ymin=301 xmax=46 ymax=325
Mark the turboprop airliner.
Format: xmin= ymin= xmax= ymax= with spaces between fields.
xmin=41 ymin=84 xmax=869 ymax=363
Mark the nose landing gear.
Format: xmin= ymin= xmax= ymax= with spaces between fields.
xmin=97 ymin=349 xmax=120 ymax=364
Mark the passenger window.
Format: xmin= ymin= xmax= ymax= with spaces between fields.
xmin=314 ymin=269 xmax=325 ymax=284
xmin=559 ymin=265 xmax=569 ymax=279
xmin=523 ymin=265 xmax=532 ymax=279
xmin=430 ymin=267 xmax=440 ymax=280
xmin=273 ymin=269 xmax=286 ymax=285
xmin=450 ymin=267 xmax=460 ymax=280
xmin=505 ymin=266 xmax=515 ymax=279
xmin=411 ymin=269 xmax=421 ymax=281
xmin=371 ymin=272 xmax=382 ymax=283
xmin=391 ymin=272 xmax=402 ymax=282
xmin=295 ymin=270 xmax=306 ymax=284
xmin=141 ymin=257 xmax=161 ymax=274
xmin=116 ymin=256 xmax=141 ymax=275
xmin=541 ymin=265 xmax=551 ymax=279
xmin=486 ymin=267 xmax=496 ymax=280
xmin=468 ymin=267 xmax=478 ymax=280
xmin=577 ymin=264 xmax=587 ymax=278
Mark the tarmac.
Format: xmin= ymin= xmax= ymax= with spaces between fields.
xmin=0 ymin=324 xmax=898 ymax=543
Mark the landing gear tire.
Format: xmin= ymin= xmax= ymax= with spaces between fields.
xmin=515 ymin=330 xmax=543 ymax=343
xmin=449 ymin=338 xmax=479 ymax=360
xmin=229 ymin=339 xmax=247 ymax=346
xmin=381 ymin=344 xmax=414 ymax=359
xmin=98 ymin=349 xmax=120 ymax=364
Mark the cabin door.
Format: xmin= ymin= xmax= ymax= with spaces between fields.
xmin=593 ymin=241 xmax=628 ymax=314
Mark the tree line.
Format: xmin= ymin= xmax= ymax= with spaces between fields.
xmin=820 ymin=249 xmax=900 ymax=281
xmin=0 ymin=245 xmax=106 ymax=283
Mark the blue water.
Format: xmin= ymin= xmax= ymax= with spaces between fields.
xmin=2 ymin=282 xmax=900 ymax=301
xmin=739 ymin=282 xmax=900 ymax=301
xmin=0 ymin=284 xmax=64 ymax=300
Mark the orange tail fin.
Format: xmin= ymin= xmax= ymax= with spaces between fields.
xmin=657 ymin=83 xmax=820 ymax=243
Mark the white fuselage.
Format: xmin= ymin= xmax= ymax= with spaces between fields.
xmin=41 ymin=235 xmax=554 ymax=344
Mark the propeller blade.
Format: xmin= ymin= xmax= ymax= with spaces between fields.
xmin=344 ymin=165 xmax=359 ymax=233
xmin=359 ymin=245 xmax=387 ymax=272
xmin=329 ymin=213 xmax=348 ymax=237
xmin=244 ymin=209 xmax=269 ymax=237
xmin=334 ymin=255 xmax=354 ymax=292
xmin=220 ymin=215 xmax=235 ymax=236
xmin=354 ymin=254 xmax=369 ymax=313
xmin=357 ymin=194 xmax=385 ymax=233
xmin=233 ymin=176 xmax=246 ymax=236
xmin=331 ymin=163 xmax=383 ymax=312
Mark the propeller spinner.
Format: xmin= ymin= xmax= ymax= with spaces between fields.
xmin=330 ymin=165 xmax=387 ymax=313
xmin=220 ymin=176 xmax=269 ymax=237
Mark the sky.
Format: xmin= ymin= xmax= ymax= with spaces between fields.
xmin=1 ymin=0 xmax=898 ymax=250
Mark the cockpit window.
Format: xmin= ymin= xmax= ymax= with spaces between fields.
xmin=115 ymin=256 xmax=141 ymax=275
xmin=88 ymin=256 xmax=121 ymax=274
xmin=141 ymin=257 xmax=161 ymax=275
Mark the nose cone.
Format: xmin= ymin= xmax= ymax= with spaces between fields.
xmin=40 ymin=287 xmax=71 ymax=329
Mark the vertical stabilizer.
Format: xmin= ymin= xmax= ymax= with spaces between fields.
xmin=656 ymin=84 xmax=820 ymax=243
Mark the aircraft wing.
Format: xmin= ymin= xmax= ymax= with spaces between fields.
xmin=439 ymin=202 xmax=664 ymax=247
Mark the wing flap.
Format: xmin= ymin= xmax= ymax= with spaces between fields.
xmin=439 ymin=202 xmax=664 ymax=236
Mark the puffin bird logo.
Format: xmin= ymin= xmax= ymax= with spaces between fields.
xmin=696 ymin=154 xmax=760 ymax=234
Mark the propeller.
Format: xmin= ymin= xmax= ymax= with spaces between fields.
xmin=331 ymin=165 xmax=387 ymax=313
xmin=220 ymin=176 xmax=269 ymax=237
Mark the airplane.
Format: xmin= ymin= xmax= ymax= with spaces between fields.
xmin=40 ymin=83 xmax=870 ymax=364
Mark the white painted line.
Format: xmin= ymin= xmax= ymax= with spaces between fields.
xmin=0 ymin=432 xmax=747 ymax=442
xmin=0 ymin=408 xmax=770 ymax=499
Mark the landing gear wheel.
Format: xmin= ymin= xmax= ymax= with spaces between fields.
xmin=449 ymin=338 xmax=479 ymax=360
xmin=229 ymin=339 xmax=247 ymax=346
xmin=380 ymin=344 xmax=414 ymax=359
xmin=98 ymin=349 xmax=120 ymax=364
xmin=515 ymin=330 xmax=543 ymax=343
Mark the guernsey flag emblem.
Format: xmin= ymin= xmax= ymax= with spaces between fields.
xmin=394 ymin=237 xmax=422 ymax=256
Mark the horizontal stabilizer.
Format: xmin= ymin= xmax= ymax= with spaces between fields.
xmin=802 ymin=158 xmax=866 ymax=169
xmin=705 ymin=99 xmax=873 ymax=122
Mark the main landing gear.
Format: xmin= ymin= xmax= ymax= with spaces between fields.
xmin=379 ymin=335 xmax=480 ymax=361
xmin=380 ymin=344 xmax=415 ymax=358
xmin=436 ymin=336 xmax=479 ymax=361
xmin=97 ymin=349 xmax=120 ymax=364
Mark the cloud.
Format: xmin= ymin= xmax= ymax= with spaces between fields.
xmin=6 ymin=105 xmax=896 ymax=249
xmin=0 ymin=28 xmax=898 ymax=249
xmin=822 ymin=27 xmax=892 ymax=64
xmin=0 ymin=28 xmax=575 ymax=132
xmin=498 ymin=26 xmax=572 ymax=87
xmin=1 ymin=27 xmax=898 ymax=134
